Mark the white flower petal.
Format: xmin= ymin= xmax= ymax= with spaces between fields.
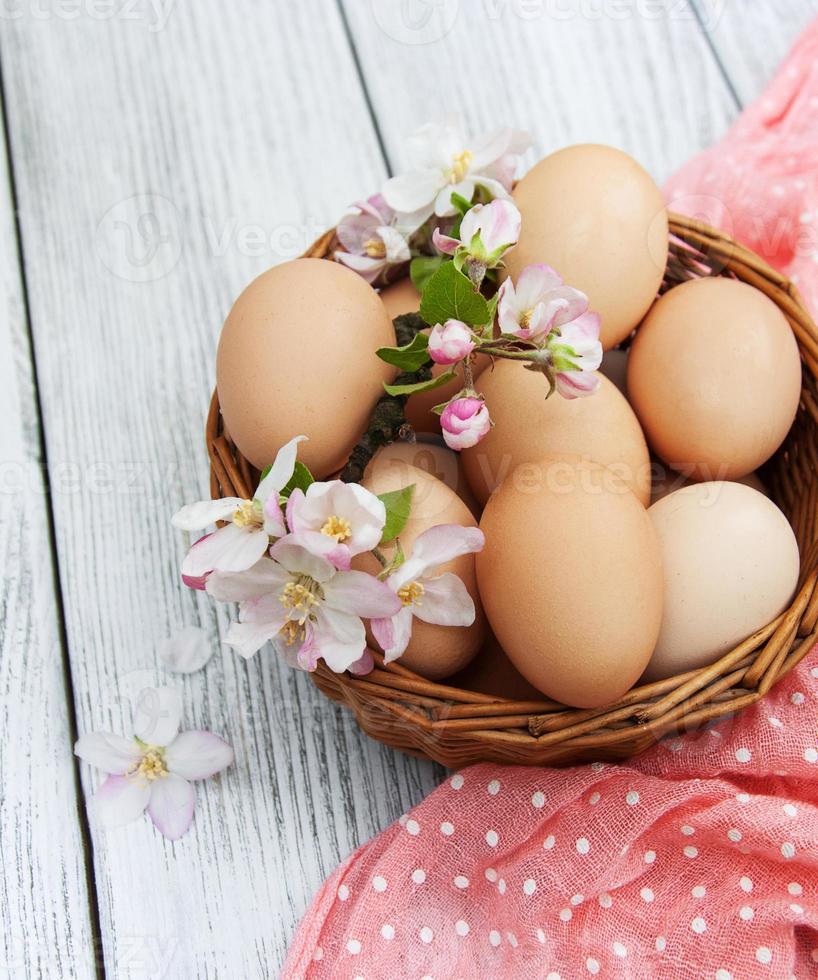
xmin=157 ymin=626 xmax=213 ymax=674
xmin=323 ymin=570 xmax=402 ymax=618
xmin=472 ymin=176 xmax=512 ymax=202
xmin=181 ymin=523 xmax=269 ymax=577
xmin=94 ymin=774 xmax=151 ymax=829
xmin=147 ymin=773 xmax=196 ymax=841
xmin=74 ymin=732 xmax=141 ymax=774
xmin=469 ymin=127 xmax=514 ymax=169
xmin=335 ymin=251 xmax=384 ymax=282
xmin=254 ymin=434 xmax=307 ymax=503
xmin=435 ymin=179 xmax=474 ymax=217
xmin=223 ymin=618 xmax=282 ymax=659
xmin=373 ymin=606 xmax=414 ymax=663
xmin=382 ymin=169 xmax=443 ymax=215
xmin=514 ymin=264 xmax=563 ymax=308
xmin=172 ymin=497 xmax=244 ymax=531
xmin=165 ymin=731 xmax=234 ymax=780
xmin=414 ymin=572 xmax=475 ymax=627
xmin=206 ymin=558 xmax=289 ymax=602
xmin=133 ymin=686 xmax=182 ymax=747
xmin=312 ymin=607 xmax=367 ymax=673
xmin=262 ymin=495 xmax=287 ymax=538
xmin=269 ymin=536 xmax=336 ymax=582
xmin=405 ymin=524 xmax=485 ymax=578
xmin=379 ymin=225 xmax=411 ymax=263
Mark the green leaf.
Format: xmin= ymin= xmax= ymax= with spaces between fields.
xmin=378 ymin=484 xmax=415 ymax=544
xmin=419 ymin=261 xmax=490 ymax=328
xmin=383 ymin=369 xmax=456 ymax=397
xmin=376 ymin=332 xmax=431 ymax=372
xmin=279 ymin=461 xmax=314 ymax=498
xmin=450 ymin=191 xmax=473 ymax=217
xmin=410 ymin=255 xmax=444 ymax=293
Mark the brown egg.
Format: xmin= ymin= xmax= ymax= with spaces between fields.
xmin=379 ymin=278 xmax=486 ymax=434
xmin=506 ymin=145 xmax=668 ymax=350
xmin=477 ymin=456 xmax=664 ymax=708
xmin=628 ymin=278 xmax=802 ymax=481
xmin=461 ymin=361 xmax=651 ymax=506
xmin=355 ymin=461 xmax=485 ymax=679
xmin=364 ymin=437 xmax=481 ymax=518
xmin=449 ymin=632 xmax=543 ymax=702
xmin=217 ymin=258 xmax=395 ymax=476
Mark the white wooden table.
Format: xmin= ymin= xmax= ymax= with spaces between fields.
xmin=1 ymin=2 xmax=815 ymax=976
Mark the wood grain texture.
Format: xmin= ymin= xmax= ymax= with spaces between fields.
xmin=692 ymin=0 xmax=818 ymax=105
xmin=0 ymin=97 xmax=97 ymax=976
xmin=0 ymin=4 xmax=442 ymax=976
xmin=341 ymin=0 xmax=738 ymax=185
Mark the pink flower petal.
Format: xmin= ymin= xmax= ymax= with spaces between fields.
xmin=181 ymin=523 xmax=269 ymax=577
xmin=223 ymin=618 xmax=284 ymax=659
xmin=206 ymin=557 xmax=289 ymax=602
xmin=376 ymin=606 xmax=415 ymax=663
xmin=312 ymin=607 xmax=367 ymax=673
xmin=514 ymin=264 xmax=563 ymax=308
xmin=555 ymin=370 xmax=601 ymax=399
xmin=165 ymin=731 xmax=234 ymax=780
xmin=94 ymin=774 xmax=151 ymax=829
xmin=323 ymin=570 xmax=402 ymax=619
xmin=406 ymin=524 xmax=485 ymax=579
xmin=147 ymin=774 xmax=196 ymax=841
xmin=348 ymin=650 xmax=375 ymax=676
xmin=157 ymin=626 xmax=213 ymax=674
xmin=133 ymin=686 xmax=182 ymax=747
xmin=413 ymin=572 xmax=475 ymax=627
xmin=171 ymin=497 xmax=244 ymax=532
xmin=74 ymin=732 xmax=140 ymax=774
xmin=432 ymin=227 xmax=460 ymax=255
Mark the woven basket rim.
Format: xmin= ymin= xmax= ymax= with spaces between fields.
xmin=206 ymin=212 xmax=818 ymax=768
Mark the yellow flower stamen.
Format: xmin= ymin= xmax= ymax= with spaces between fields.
xmin=447 ymin=149 xmax=473 ymax=184
xmin=280 ymin=577 xmax=320 ymax=624
xmin=232 ymin=499 xmax=263 ymax=529
xmin=320 ymin=515 xmax=352 ymax=543
xmin=397 ymin=580 xmax=425 ymax=607
xmin=279 ymin=620 xmax=307 ymax=647
xmin=132 ymin=747 xmax=168 ymax=781
xmin=363 ymin=237 xmax=387 ymax=258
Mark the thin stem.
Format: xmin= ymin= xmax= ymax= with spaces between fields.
xmin=462 ymin=356 xmax=474 ymax=390
xmin=371 ymin=547 xmax=388 ymax=568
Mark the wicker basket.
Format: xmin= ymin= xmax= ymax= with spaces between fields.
xmin=207 ymin=213 xmax=818 ymax=768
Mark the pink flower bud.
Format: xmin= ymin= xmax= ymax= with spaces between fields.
xmin=428 ymin=319 xmax=475 ymax=365
xmin=440 ymin=397 xmax=491 ymax=451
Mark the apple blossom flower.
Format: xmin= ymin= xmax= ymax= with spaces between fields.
xmin=172 ymin=435 xmax=306 ymax=584
xmin=432 ymin=199 xmax=521 ymax=269
xmin=75 ymin=686 xmax=233 ymax=841
xmin=381 ymin=119 xmax=530 ymax=229
xmin=497 ymin=264 xmax=589 ymax=342
xmin=428 ymin=319 xmax=475 ymax=365
xmin=440 ymin=397 xmax=491 ymax=451
xmin=334 ymin=194 xmax=411 ymax=283
xmin=371 ymin=524 xmax=485 ymax=663
xmin=286 ymin=480 xmax=386 ymax=570
xmin=547 ymin=310 xmax=604 ymax=399
xmin=206 ymin=537 xmax=401 ymax=670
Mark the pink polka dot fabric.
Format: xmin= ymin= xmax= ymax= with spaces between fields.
xmin=665 ymin=16 xmax=818 ymax=316
xmin=284 ymin=20 xmax=818 ymax=980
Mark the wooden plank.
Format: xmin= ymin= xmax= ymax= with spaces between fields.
xmin=691 ymin=0 xmax=818 ymax=105
xmin=0 ymin=97 xmax=97 ymax=976
xmin=0 ymin=4 xmax=442 ymax=976
xmin=341 ymin=0 xmax=739 ymax=185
